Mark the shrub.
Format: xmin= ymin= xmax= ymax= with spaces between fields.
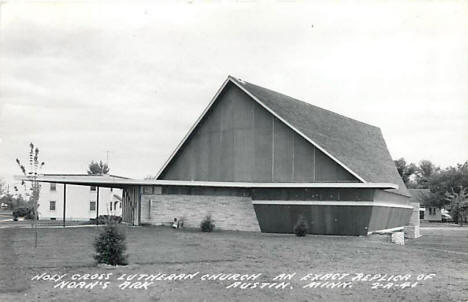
xmin=90 ymin=215 xmax=122 ymax=225
xmin=12 ymin=207 xmax=37 ymax=220
xmin=25 ymin=209 xmax=38 ymax=220
xmin=13 ymin=207 xmax=29 ymax=218
xmin=200 ymin=214 xmax=215 ymax=232
xmin=98 ymin=215 xmax=122 ymax=225
xmin=94 ymin=222 xmax=128 ymax=266
xmin=293 ymin=215 xmax=309 ymax=237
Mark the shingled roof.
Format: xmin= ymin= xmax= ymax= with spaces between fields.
xmin=229 ymin=76 xmax=410 ymax=197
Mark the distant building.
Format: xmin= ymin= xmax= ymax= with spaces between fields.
xmin=37 ymin=174 xmax=122 ymax=221
xmin=409 ymin=189 xmax=443 ymax=221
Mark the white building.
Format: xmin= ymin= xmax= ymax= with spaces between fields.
xmin=38 ymin=175 xmax=122 ymax=221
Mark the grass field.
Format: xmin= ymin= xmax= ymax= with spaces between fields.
xmin=0 ymin=224 xmax=467 ymax=302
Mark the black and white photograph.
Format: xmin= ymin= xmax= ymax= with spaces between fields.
xmin=0 ymin=0 xmax=467 ymax=301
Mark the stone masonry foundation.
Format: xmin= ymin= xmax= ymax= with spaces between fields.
xmin=140 ymin=194 xmax=261 ymax=232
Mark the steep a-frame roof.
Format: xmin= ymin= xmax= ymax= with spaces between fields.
xmin=230 ymin=76 xmax=409 ymax=196
xmin=156 ymin=76 xmax=409 ymax=196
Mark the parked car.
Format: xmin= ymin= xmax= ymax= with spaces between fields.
xmin=441 ymin=212 xmax=453 ymax=222
xmin=12 ymin=207 xmax=38 ymax=221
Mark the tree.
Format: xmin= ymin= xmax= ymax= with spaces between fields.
xmin=420 ymin=161 xmax=468 ymax=224
xmin=87 ymin=160 xmax=110 ymax=175
xmin=445 ymin=187 xmax=468 ymax=226
xmin=16 ymin=143 xmax=45 ymax=248
xmin=414 ymin=160 xmax=439 ymax=189
xmin=0 ymin=178 xmax=5 ymax=197
xmin=394 ymin=158 xmax=417 ymax=187
xmin=0 ymin=193 xmax=27 ymax=210
xmin=428 ymin=162 xmax=468 ymax=196
xmin=94 ymin=221 xmax=128 ymax=266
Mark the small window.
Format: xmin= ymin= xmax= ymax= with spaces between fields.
xmin=143 ymin=186 xmax=152 ymax=194
xmin=50 ymin=201 xmax=56 ymax=211
xmin=90 ymin=186 xmax=96 ymax=191
xmin=90 ymin=201 xmax=96 ymax=211
xmin=50 ymin=183 xmax=56 ymax=191
xmin=153 ymin=186 xmax=162 ymax=195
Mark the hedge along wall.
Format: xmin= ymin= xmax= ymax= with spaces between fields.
xmin=140 ymin=194 xmax=261 ymax=232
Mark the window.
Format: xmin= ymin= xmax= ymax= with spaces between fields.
xmin=50 ymin=201 xmax=56 ymax=211
xmin=90 ymin=201 xmax=96 ymax=211
xmin=153 ymin=186 xmax=162 ymax=195
xmin=90 ymin=186 xmax=96 ymax=191
xmin=50 ymin=183 xmax=56 ymax=191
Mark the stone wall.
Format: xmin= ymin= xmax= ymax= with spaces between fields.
xmin=404 ymin=202 xmax=421 ymax=239
xmin=140 ymin=194 xmax=261 ymax=232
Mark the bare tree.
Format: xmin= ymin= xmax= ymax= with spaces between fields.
xmin=16 ymin=143 xmax=45 ymax=248
xmin=0 ymin=178 xmax=5 ymax=197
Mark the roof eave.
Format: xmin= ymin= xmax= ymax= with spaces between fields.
xmin=29 ymin=175 xmax=398 ymax=190
xmin=154 ymin=77 xmax=232 ymax=179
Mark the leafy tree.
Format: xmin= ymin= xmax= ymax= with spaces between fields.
xmin=428 ymin=162 xmax=468 ymax=197
xmin=420 ymin=161 xmax=468 ymax=224
xmin=87 ymin=160 xmax=110 ymax=175
xmin=414 ymin=160 xmax=439 ymax=189
xmin=394 ymin=158 xmax=418 ymax=187
xmin=445 ymin=187 xmax=468 ymax=225
xmin=0 ymin=193 xmax=27 ymax=210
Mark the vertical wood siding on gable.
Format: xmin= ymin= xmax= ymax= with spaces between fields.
xmin=159 ymin=83 xmax=359 ymax=183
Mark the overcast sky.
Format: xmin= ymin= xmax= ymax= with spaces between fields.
xmin=0 ymin=0 xmax=467 ymax=186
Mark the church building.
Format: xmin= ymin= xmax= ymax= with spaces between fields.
xmin=35 ymin=76 xmax=412 ymax=235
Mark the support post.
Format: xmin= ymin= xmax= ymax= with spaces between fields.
xmin=63 ymin=184 xmax=67 ymax=227
xmin=138 ymin=186 xmax=141 ymax=226
xmin=96 ymin=186 xmax=100 ymax=226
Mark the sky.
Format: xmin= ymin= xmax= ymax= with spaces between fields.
xmin=0 ymin=0 xmax=467 ymax=187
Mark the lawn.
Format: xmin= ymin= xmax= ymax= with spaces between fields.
xmin=0 ymin=224 xmax=467 ymax=302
